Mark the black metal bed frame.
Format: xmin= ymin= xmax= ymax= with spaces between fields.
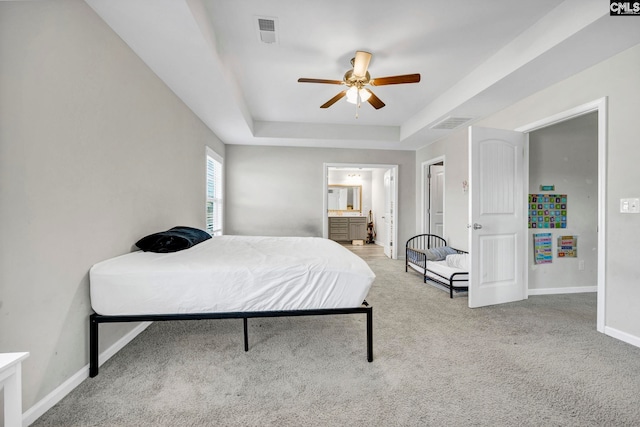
xmin=405 ymin=234 xmax=469 ymax=298
xmin=89 ymin=302 xmax=373 ymax=377
xmin=412 ymin=258 xmax=469 ymax=298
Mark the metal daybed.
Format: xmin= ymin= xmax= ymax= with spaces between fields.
xmin=405 ymin=234 xmax=469 ymax=298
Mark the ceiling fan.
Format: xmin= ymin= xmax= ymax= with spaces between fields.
xmin=298 ymin=51 xmax=420 ymax=115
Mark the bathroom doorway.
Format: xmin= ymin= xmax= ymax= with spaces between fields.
xmin=323 ymin=163 xmax=399 ymax=259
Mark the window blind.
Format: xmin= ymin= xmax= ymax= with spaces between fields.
xmin=206 ymin=149 xmax=223 ymax=235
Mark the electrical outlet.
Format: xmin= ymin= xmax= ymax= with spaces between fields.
xmin=579 ymin=260 xmax=585 ymax=271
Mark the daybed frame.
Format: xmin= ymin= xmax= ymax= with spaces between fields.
xmin=89 ymin=302 xmax=373 ymax=377
xmin=405 ymin=234 xmax=468 ymax=298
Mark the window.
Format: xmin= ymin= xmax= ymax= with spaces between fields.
xmin=206 ymin=147 xmax=223 ymax=235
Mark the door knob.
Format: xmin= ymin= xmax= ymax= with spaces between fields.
xmin=473 ymin=223 xmax=483 ymax=230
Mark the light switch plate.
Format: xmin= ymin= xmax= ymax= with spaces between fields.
xmin=620 ymin=198 xmax=640 ymax=213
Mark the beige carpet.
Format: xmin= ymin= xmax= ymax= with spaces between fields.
xmin=33 ymin=258 xmax=640 ymax=426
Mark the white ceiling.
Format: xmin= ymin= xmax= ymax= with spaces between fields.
xmin=86 ymin=0 xmax=640 ymax=151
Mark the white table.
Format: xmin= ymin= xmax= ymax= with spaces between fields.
xmin=0 ymin=352 xmax=29 ymax=427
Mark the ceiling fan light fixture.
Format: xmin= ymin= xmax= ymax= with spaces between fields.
xmin=297 ymin=51 xmax=419 ymax=113
xmin=346 ymin=87 xmax=371 ymax=104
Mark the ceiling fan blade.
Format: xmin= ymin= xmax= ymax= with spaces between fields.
xmin=370 ymin=73 xmax=421 ymax=86
xmin=353 ymin=51 xmax=372 ymax=77
xmin=364 ymin=89 xmax=385 ymax=109
xmin=298 ymin=78 xmax=344 ymax=85
xmin=320 ymin=90 xmax=347 ymax=108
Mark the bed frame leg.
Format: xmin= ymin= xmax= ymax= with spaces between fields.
xmin=366 ymin=307 xmax=373 ymax=362
xmin=89 ymin=314 xmax=99 ymax=378
xmin=243 ymin=318 xmax=249 ymax=352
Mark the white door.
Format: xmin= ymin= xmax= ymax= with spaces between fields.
xmin=429 ymin=164 xmax=444 ymax=236
xmin=327 ymin=189 xmax=339 ymax=210
xmin=383 ymin=169 xmax=393 ymax=258
xmin=469 ymin=126 xmax=527 ymax=308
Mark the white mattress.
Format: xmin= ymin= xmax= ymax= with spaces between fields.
xmin=407 ymin=260 xmax=468 ymax=280
xmin=90 ymin=236 xmax=376 ymax=316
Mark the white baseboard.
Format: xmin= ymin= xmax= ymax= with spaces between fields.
xmin=526 ymin=288 xmax=640 ymax=350
xmin=22 ymin=321 xmax=152 ymax=426
xmin=527 ymin=286 xmax=597 ymax=295
xmin=604 ymin=326 xmax=640 ymax=349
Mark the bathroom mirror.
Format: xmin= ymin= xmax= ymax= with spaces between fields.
xmin=327 ymin=185 xmax=362 ymax=212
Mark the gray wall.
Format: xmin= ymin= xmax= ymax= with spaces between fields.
xmin=225 ymin=145 xmax=415 ymax=250
xmin=416 ymin=43 xmax=640 ymax=341
xmin=0 ymin=0 xmax=224 ymax=411
xmin=415 ymin=131 xmax=469 ymax=250
xmin=528 ymin=113 xmax=598 ymax=292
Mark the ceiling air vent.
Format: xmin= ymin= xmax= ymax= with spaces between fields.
xmin=430 ymin=116 xmax=473 ymax=130
xmin=256 ymin=17 xmax=278 ymax=44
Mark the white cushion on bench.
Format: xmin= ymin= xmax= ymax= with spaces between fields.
xmin=407 ymin=253 xmax=469 ymax=278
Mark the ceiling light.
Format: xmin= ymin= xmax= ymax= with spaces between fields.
xmin=346 ymin=87 xmax=371 ymax=105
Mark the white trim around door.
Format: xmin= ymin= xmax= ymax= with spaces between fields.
xmin=516 ymin=97 xmax=607 ymax=334
xmin=421 ymin=156 xmax=445 ymax=236
xmin=323 ymin=163 xmax=399 ymax=260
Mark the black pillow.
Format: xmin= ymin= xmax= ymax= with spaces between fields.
xmin=135 ymin=226 xmax=212 ymax=253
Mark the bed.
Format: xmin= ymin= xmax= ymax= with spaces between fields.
xmin=405 ymin=234 xmax=469 ymax=298
xmin=89 ymin=231 xmax=375 ymax=377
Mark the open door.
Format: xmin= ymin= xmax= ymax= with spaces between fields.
xmin=383 ymin=169 xmax=393 ymax=258
xmin=469 ymin=126 xmax=527 ymax=308
xmin=429 ymin=164 xmax=444 ymax=236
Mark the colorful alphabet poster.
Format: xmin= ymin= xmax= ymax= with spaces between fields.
xmin=557 ymin=235 xmax=578 ymax=258
xmin=533 ymin=233 xmax=553 ymax=264
xmin=529 ymin=194 xmax=567 ymax=229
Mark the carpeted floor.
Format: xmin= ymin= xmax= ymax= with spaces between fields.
xmin=33 ymin=257 xmax=640 ymax=426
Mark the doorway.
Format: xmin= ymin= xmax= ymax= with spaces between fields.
xmin=323 ymin=163 xmax=399 ymax=259
xmin=527 ymin=112 xmax=598 ymax=296
xmin=517 ymin=98 xmax=606 ymax=332
xmin=422 ymin=157 xmax=445 ymax=236
xmin=468 ymin=97 xmax=606 ymax=327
